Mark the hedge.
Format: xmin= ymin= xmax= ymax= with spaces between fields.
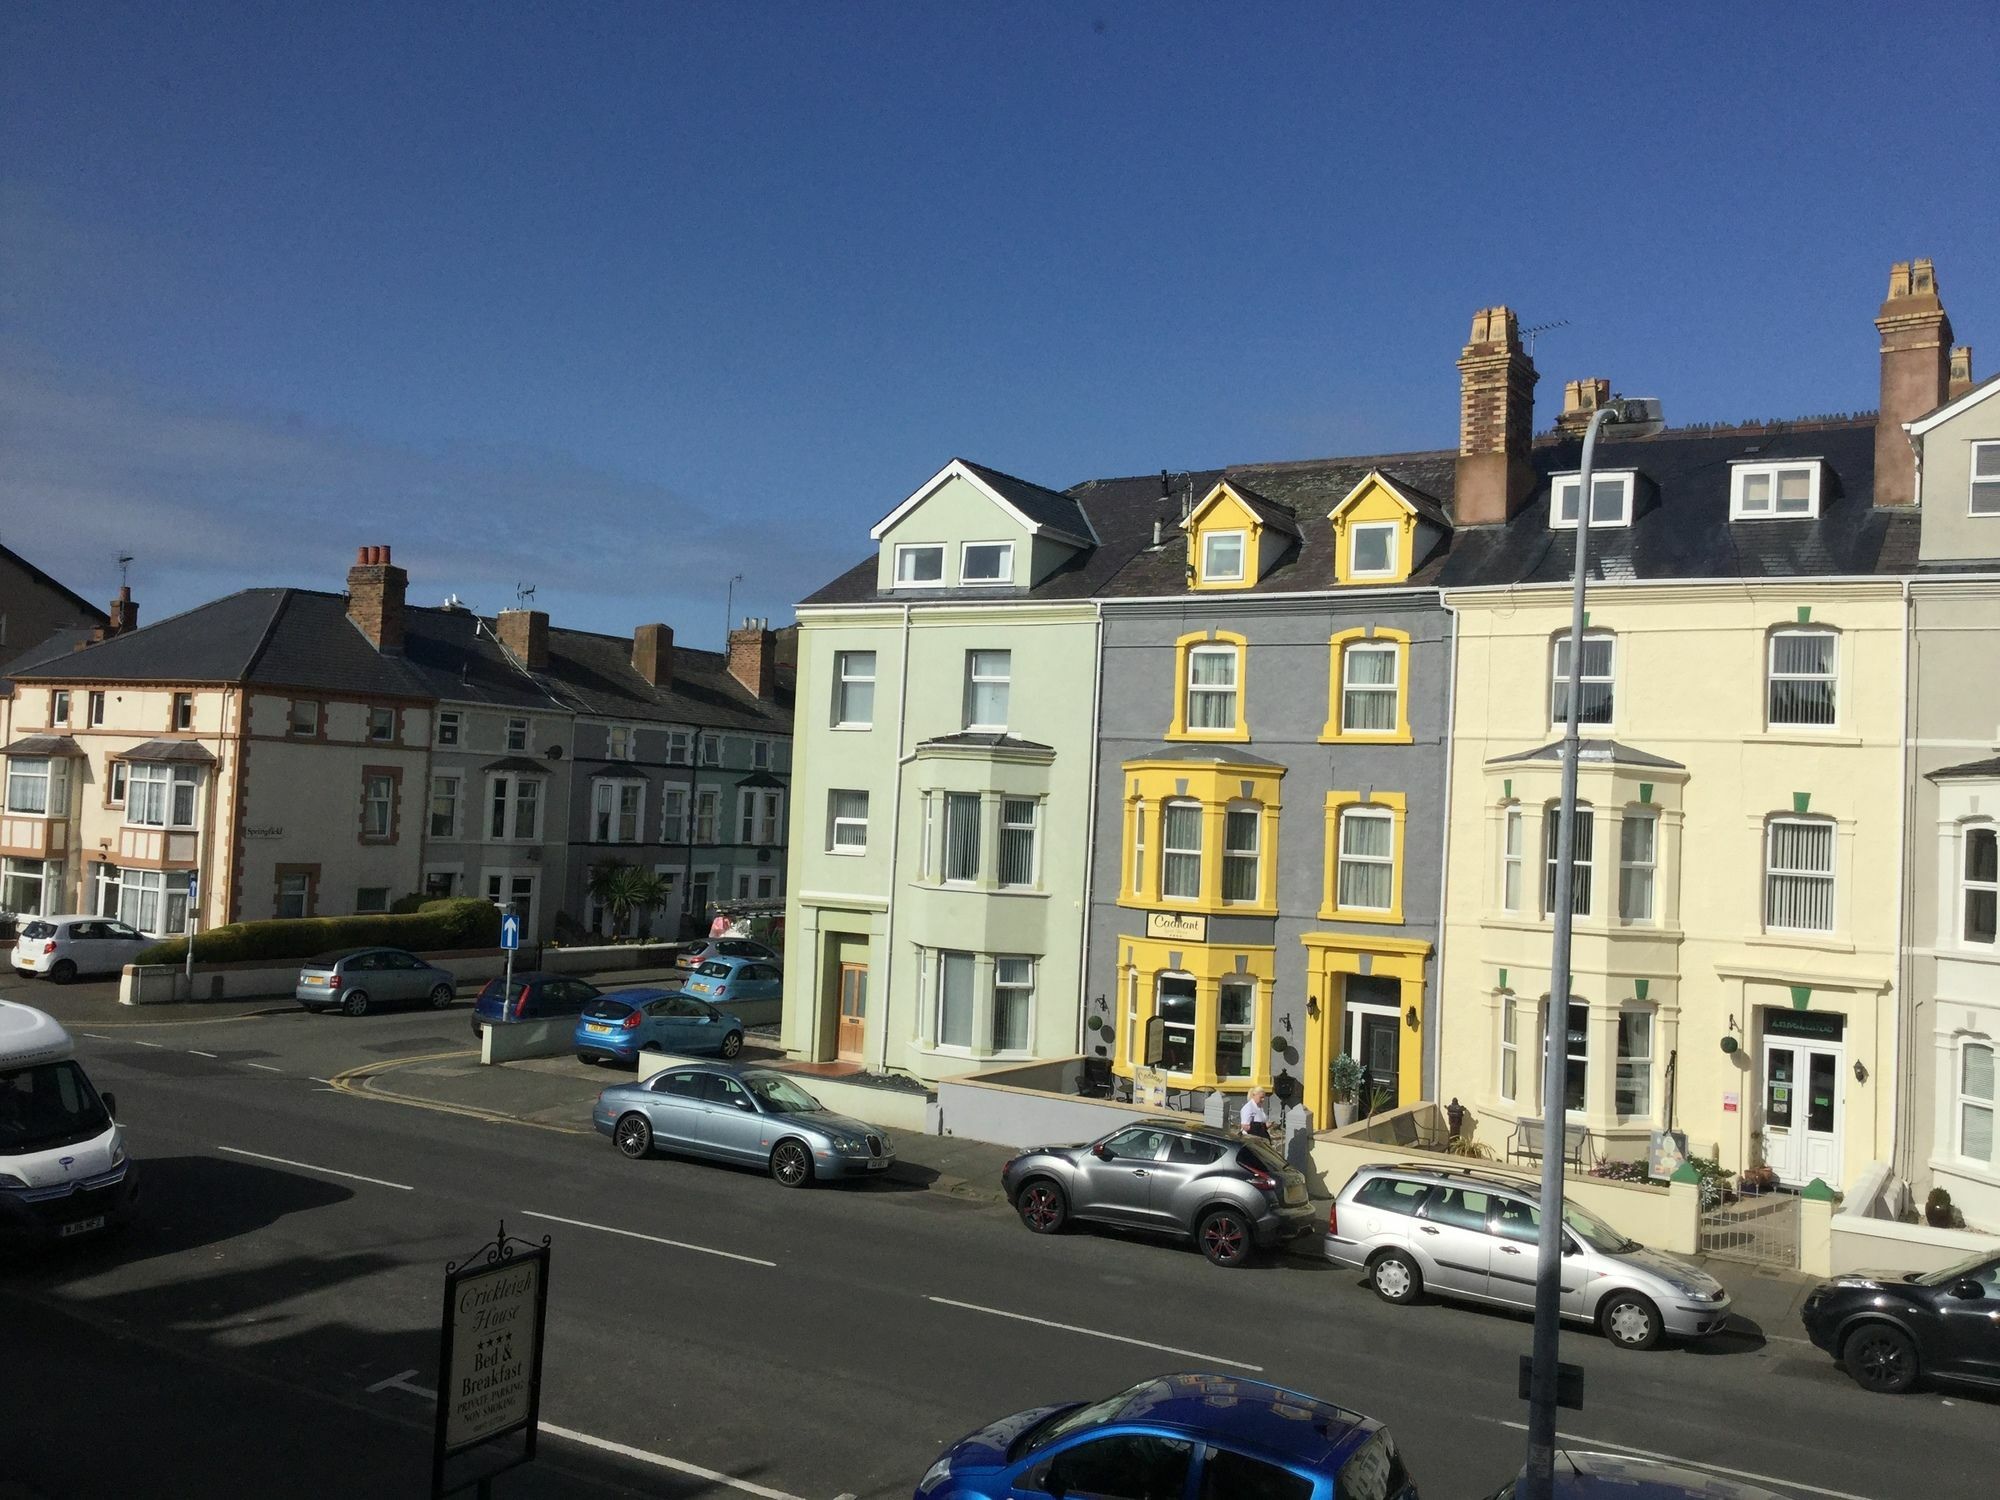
xmin=135 ymin=897 xmax=503 ymax=966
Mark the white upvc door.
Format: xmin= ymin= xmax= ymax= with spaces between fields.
xmin=1762 ymin=1037 xmax=1844 ymax=1189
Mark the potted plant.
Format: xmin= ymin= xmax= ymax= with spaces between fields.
xmin=1739 ymin=1162 xmax=1779 ymax=1195
xmin=1925 ymin=1186 xmax=1955 ymax=1229
xmin=1330 ymin=1053 xmax=1363 ymax=1128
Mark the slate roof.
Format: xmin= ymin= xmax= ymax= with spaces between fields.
xmin=1216 ymin=480 xmax=1302 ymax=539
xmin=958 ymin=459 xmax=1095 ymax=545
xmin=1929 ymin=756 xmax=2000 ymax=781
xmin=0 ymin=735 xmax=83 ymax=757
xmin=122 ymin=739 xmax=218 ymax=765
xmin=917 ymin=731 xmax=1056 ymax=754
xmin=1487 ymin=739 xmax=1686 ymax=770
xmin=1126 ymin=742 xmax=1287 ymax=768
xmin=0 ymin=543 xmax=109 ymax=626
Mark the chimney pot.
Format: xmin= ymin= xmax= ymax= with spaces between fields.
xmin=104 ymin=584 xmax=139 ymax=637
xmin=1875 ymin=256 xmax=1954 ymax=506
xmin=1454 ymin=304 xmax=1540 ymax=525
xmin=727 ymin=620 xmax=779 ymax=701
xmin=1948 ymin=346 xmax=1975 ymax=401
xmin=355 ymin=546 xmax=370 ymax=565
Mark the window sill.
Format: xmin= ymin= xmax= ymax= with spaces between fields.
xmin=1750 ymin=731 xmax=1863 ymax=747
xmin=1318 ymin=729 xmax=1414 ymax=746
xmin=1927 ymin=1156 xmax=2000 ymax=1185
xmin=829 ymin=723 xmax=874 ymax=732
xmin=825 ymin=847 xmax=869 ymax=857
xmin=1745 ymin=931 xmax=1854 ymax=954
xmin=1317 ymin=906 xmax=1404 ymax=926
xmin=1165 ymin=728 xmax=1251 ymax=745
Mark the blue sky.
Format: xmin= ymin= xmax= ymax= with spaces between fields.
xmin=4 ymin=2 xmax=1997 ymax=646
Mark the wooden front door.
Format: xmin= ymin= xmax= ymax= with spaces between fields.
xmin=836 ymin=963 xmax=867 ymax=1062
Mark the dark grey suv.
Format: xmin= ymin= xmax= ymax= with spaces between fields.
xmin=1001 ymin=1118 xmax=1317 ymax=1267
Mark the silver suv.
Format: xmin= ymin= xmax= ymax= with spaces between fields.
xmin=1325 ymin=1162 xmax=1731 ymax=1349
xmin=1001 ymin=1119 xmax=1318 ymax=1267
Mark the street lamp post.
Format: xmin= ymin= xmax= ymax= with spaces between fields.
xmin=1520 ymin=395 xmax=1663 ymax=1500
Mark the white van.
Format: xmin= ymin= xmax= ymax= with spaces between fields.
xmin=0 ymin=1001 xmax=137 ymax=1246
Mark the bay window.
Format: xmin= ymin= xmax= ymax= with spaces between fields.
xmin=999 ymin=798 xmax=1038 ymax=889
xmin=936 ymin=950 xmax=975 ymax=1049
xmin=1960 ymin=1042 xmax=1995 ymax=1166
xmin=128 ymin=763 xmax=197 ymax=829
xmin=993 ymin=956 xmax=1033 ymax=1051
xmin=1563 ymin=1001 xmax=1589 ymax=1114
xmin=122 ymin=869 xmax=190 ymax=935
xmin=1618 ymin=812 xmax=1656 ymax=923
xmin=1 ymin=858 xmax=59 ymax=917
xmin=1498 ymin=996 xmax=1520 ymax=1103
xmin=5 ymin=757 xmax=57 ymax=815
xmin=944 ymin=793 xmax=982 ymax=882
xmin=1543 ymin=804 xmax=1594 ymax=917
xmin=1501 ymin=807 xmax=1523 ymax=913
xmin=1222 ymin=805 xmax=1260 ymax=903
xmin=1963 ymin=825 xmax=1997 ymax=946
xmin=1216 ymin=978 xmax=1255 ymax=1080
xmin=1616 ymin=1008 xmax=1654 ymax=1118
xmin=1160 ymin=800 xmax=1203 ymax=899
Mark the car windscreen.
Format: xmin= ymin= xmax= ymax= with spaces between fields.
xmin=1916 ymin=1250 xmax=2000 ymax=1287
xmin=742 ymin=1073 xmax=822 ymax=1114
xmin=1013 ymin=1386 xmax=1157 ymax=1459
xmin=582 ymin=998 xmax=636 ymax=1021
xmin=1562 ymin=1201 xmax=1639 ymax=1254
xmin=0 ymin=1061 xmax=112 ymax=1157
xmin=20 ymin=921 xmax=56 ymax=941
xmin=696 ymin=960 xmax=732 ymax=978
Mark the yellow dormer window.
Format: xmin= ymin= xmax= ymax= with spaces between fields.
xmin=1328 ymin=472 xmax=1425 ymax=586
xmin=1185 ymin=481 xmax=1293 ymax=589
xmin=1199 ymin=529 xmax=1246 ymax=584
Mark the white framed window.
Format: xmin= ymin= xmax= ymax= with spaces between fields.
xmin=362 ymin=774 xmax=395 ymax=839
xmin=1551 ymin=631 xmax=1616 ymax=725
xmin=1124 ymin=969 xmax=1139 ymax=1067
xmin=355 ymin=886 xmax=391 ymax=914
xmin=123 ymin=868 xmax=190 ymax=935
xmin=5 ymin=758 xmax=57 ymax=816
xmin=592 ymin=779 xmax=644 ymax=843
xmin=436 ymin=710 xmax=461 ymax=747
xmin=993 ymin=956 xmax=1034 ymax=1051
xmin=1157 ymin=974 xmax=1197 ymax=1074
xmin=893 ymin=543 xmax=945 ymax=586
xmin=1501 ymin=807 xmax=1524 ymax=913
xmin=367 ymin=706 xmax=396 ymax=742
xmin=1561 ymin=1000 xmax=1589 ymax=1114
xmin=1222 ymin=804 xmax=1260 ymax=903
xmin=288 ymin=699 xmax=320 ymax=737
xmin=1216 ymin=977 xmax=1255 ymax=1080
xmin=1960 ymin=1041 xmax=1995 ymax=1166
xmin=1731 ymin=460 xmax=1822 ymax=519
xmin=1341 ymin=643 xmax=1399 ymax=733
xmin=828 ymin=790 xmax=868 ymax=852
xmin=1551 ymin=471 xmax=1635 ymax=529
xmin=1963 ymin=824 xmax=1997 ymax=946
xmin=999 ymin=798 xmax=1038 ymax=889
xmin=964 ymin=650 xmax=1010 ymax=730
xmin=699 ymin=733 xmax=721 ymax=766
xmin=50 ymin=690 xmax=70 ymax=726
xmin=1618 ymin=811 xmax=1656 ymax=923
xmin=488 ymin=774 xmax=541 ymax=841
xmin=1185 ymin=645 xmax=1238 ymax=732
xmin=1616 ymin=1008 xmax=1654 ymax=1118
xmin=171 ymin=692 xmax=194 ymax=731
xmin=936 ymin=950 xmax=975 ymax=1049
xmin=959 ymin=541 xmax=1013 ymax=585
xmin=665 ymin=729 xmax=692 ymax=765
xmin=87 ymin=691 xmax=105 ymax=727
xmin=1336 ymin=807 xmax=1394 ymax=910
xmin=108 ymin=760 xmax=128 ymax=806
xmin=659 ymin=788 xmax=687 ymax=844
xmin=1768 ymin=629 xmax=1838 ymax=727
xmin=1543 ymin=804 xmax=1594 ymax=917
xmin=1348 ymin=521 xmax=1399 ymax=578
xmin=483 ymin=872 xmax=537 ymax=935
xmin=0 ymin=858 xmax=59 ymax=919
xmin=1160 ymin=799 xmax=1203 ymax=900
xmin=1498 ymin=996 xmax=1520 ymax=1104
xmin=944 ymin=792 xmax=982 ymax=882
xmin=505 ymin=718 xmax=529 ymax=752
xmin=1765 ymin=816 xmax=1835 ymax=933
xmin=693 ymin=787 xmax=719 ymax=842
xmin=127 ymin=763 xmax=196 ymax=830
xmin=429 ymin=775 xmax=460 ymax=838
xmin=740 ymin=788 xmax=782 ymax=845
xmin=274 ymin=871 xmax=309 ymax=920
xmin=834 ymin=651 xmax=876 ymax=727
xmin=1973 ymin=442 xmax=2000 ymax=516
xmin=1201 ymin=530 xmax=1246 ymax=583
xmin=1129 ymin=802 xmax=1146 ymax=895
xmin=607 ymin=724 xmax=632 ymax=760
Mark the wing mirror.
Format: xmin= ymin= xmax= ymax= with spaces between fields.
xmin=1560 ymin=1238 xmax=1579 ymax=1257
xmin=101 ymin=1091 xmax=118 ymax=1120
xmin=1091 ymin=1142 xmax=1114 ymax=1161
xmin=1951 ymin=1278 xmax=1985 ymax=1301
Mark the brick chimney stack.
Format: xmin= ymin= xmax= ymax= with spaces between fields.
xmin=347 ymin=544 xmax=407 ymax=653
xmin=1455 ymin=306 xmax=1540 ymax=526
xmin=1554 ymin=378 xmax=1612 ymax=439
xmin=105 ymin=585 xmax=138 ymax=637
xmin=727 ymin=617 xmax=778 ymax=700
xmin=496 ymin=608 xmax=550 ymax=672
xmin=1874 ymin=258 xmax=1954 ymax=507
xmin=632 ymin=622 xmax=673 ymax=688
xmin=1947 ymin=346 xmax=1975 ymax=402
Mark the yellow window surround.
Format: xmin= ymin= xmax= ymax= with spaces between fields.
xmin=1168 ymin=628 xmax=1250 ymax=743
xmin=1299 ymin=932 xmax=1431 ymax=1123
xmin=1321 ymin=627 xmax=1413 ymax=744
xmin=1328 ymin=473 xmax=1421 ymax=587
xmin=1184 ymin=483 xmax=1263 ymax=590
xmin=1112 ymin=934 xmax=1278 ymax=1091
xmin=1321 ymin=789 xmax=1408 ymax=924
xmin=1119 ymin=757 xmax=1283 ymax=914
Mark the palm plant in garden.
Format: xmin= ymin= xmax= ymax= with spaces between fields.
xmin=587 ymin=861 xmax=672 ymax=940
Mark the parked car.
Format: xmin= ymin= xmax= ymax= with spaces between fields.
xmin=1323 ymin=1162 xmax=1730 ymax=1350
xmin=1800 ymin=1249 xmax=2000 ymax=1394
xmin=592 ymin=1060 xmax=893 ymax=1187
xmin=676 ymin=937 xmax=779 ymax=971
xmin=572 ymin=989 xmax=745 ymax=1066
xmin=295 ymin=948 xmax=458 ymax=1016
xmin=1485 ymin=1451 xmax=1787 ymax=1500
xmin=11 ymin=916 xmax=153 ymax=984
xmin=684 ymin=956 xmax=782 ymax=1008
xmin=1000 ymin=1119 xmax=1317 ymax=1268
xmin=470 ymin=972 xmax=603 ymax=1036
xmin=915 ymin=1372 xmax=1416 ymax=1499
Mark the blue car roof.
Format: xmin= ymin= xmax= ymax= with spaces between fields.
xmin=1091 ymin=1375 xmax=1381 ymax=1470
xmin=597 ymin=986 xmax=686 ymax=1004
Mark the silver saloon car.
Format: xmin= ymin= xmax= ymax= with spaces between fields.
xmin=1324 ymin=1162 xmax=1731 ymax=1349
xmin=592 ymin=1061 xmax=895 ymax=1188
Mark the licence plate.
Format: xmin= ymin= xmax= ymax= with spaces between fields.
xmin=867 ymin=1158 xmax=891 ymax=1170
xmin=60 ymin=1216 xmax=106 ymax=1238
xmin=584 ymin=1024 xmax=610 ymax=1035
xmin=304 ymin=976 xmax=325 ymax=985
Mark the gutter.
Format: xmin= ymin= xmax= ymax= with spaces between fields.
xmin=1431 ymin=598 xmax=1461 ymax=1104
xmin=876 ymin=603 xmax=915 ymax=1075
xmin=1076 ymin=603 xmax=1106 ymax=1056
xmin=1892 ymin=575 xmax=1914 ymax=1180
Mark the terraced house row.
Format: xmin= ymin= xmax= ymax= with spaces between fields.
xmin=782 ymin=257 xmax=2000 ymax=1230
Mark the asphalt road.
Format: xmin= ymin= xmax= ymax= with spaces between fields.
xmin=5 ymin=988 xmax=1997 ymax=1500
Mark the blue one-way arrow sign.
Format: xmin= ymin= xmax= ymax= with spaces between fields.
xmin=500 ymin=913 xmax=521 ymax=951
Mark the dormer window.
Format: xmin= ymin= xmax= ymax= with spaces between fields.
xmin=1348 ymin=522 xmax=1400 ymax=578
xmin=1551 ymin=472 xmax=1635 ymax=529
xmin=1200 ymin=530 xmax=1246 ymax=584
xmin=959 ymin=541 xmax=1013 ymax=585
xmin=1731 ymin=460 xmax=1822 ymax=520
xmin=1971 ymin=442 xmax=2000 ymax=516
xmin=893 ymin=544 xmax=945 ymax=586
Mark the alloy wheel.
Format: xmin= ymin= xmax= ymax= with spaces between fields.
xmin=772 ymin=1142 xmax=811 ymax=1188
xmin=615 ymin=1114 xmax=652 ymax=1159
xmin=1200 ymin=1210 xmax=1250 ymax=1267
xmin=1847 ymin=1327 xmax=1917 ymax=1393
xmin=1020 ymin=1183 xmax=1065 ymax=1233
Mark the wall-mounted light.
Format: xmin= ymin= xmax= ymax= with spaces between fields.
xmin=1405 ymin=1006 xmax=1420 ymax=1031
xmin=1305 ymin=995 xmax=1320 ymax=1019
xmin=1853 ymin=1059 xmax=1868 ymax=1084
xmin=1280 ymin=1012 xmax=1293 ymax=1033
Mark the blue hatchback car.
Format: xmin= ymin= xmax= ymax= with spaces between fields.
xmin=572 ymin=988 xmax=746 ymax=1067
xmin=684 ymin=956 xmax=783 ymax=1009
xmin=915 ymin=1373 xmax=1416 ymax=1500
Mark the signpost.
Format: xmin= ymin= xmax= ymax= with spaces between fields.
xmin=432 ymin=1221 xmax=551 ymax=1498
xmin=184 ymin=870 xmax=199 ymax=984
xmin=498 ymin=909 xmax=520 ymax=1017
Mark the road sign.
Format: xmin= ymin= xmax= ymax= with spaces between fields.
xmin=432 ymin=1223 xmax=551 ymax=1498
xmin=187 ymin=872 xmax=199 ymax=904
xmin=500 ymin=913 xmax=520 ymax=951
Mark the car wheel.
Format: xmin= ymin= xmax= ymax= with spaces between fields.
xmin=770 ymin=1140 xmax=813 ymax=1189
xmin=1016 ymin=1179 xmax=1068 ymax=1235
xmin=428 ymin=983 xmax=454 ymax=1010
xmin=1600 ymin=1292 xmax=1664 ymax=1351
xmin=614 ymin=1113 xmax=653 ymax=1160
xmin=1198 ymin=1207 xmax=1254 ymax=1268
xmin=577 ymin=1053 xmax=598 ymax=1066
xmin=720 ymin=1030 xmax=744 ymax=1059
xmin=1371 ymin=1250 xmax=1422 ymax=1304
xmin=49 ymin=960 xmax=77 ymax=985
xmin=341 ymin=990 xmax=370 ymax=1018
xmin=1843 ymin=1323 xmax=1919 ymax=1394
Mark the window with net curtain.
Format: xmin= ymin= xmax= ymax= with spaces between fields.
xmin=1160 ymin=801 xmax=1203 ymax=898
xmin=1768 ymin=630 xmax=1837 ymax=726
xmin=1222 ymin=806 xmax=1259 ymax=902
xmin=1552 ymin=633 xmax=1615 ymax=725
xmin=1543 ymin=805 xmax=1594 ymax=916
xmin=1766 ymin=817 xmax=1835 ymax=932
xmin=993 ymin=956 xmax=1033 ymax=1051
xmin=999 ymin=799 xmax=1037 ymax=888
xmin=1186 ymin=646 xmax=1238 ymax=731
xmin=1966 ymin=825 xmax=1998 ymax=945
xmin=4 ymin=757 xmax=53 ymax=815
xmin=944 ymin=792 xmax=982 ymax=882
xmin=937 ymin=950 xmax=975 ymax=1048
xmin=1337 ymin=808 xmax=1394 ymax=910
xmin=1342 ymin=643 xmax=1399 ymax=732
xmin=1961 ymin=1042 xmax=1995 ymax=1165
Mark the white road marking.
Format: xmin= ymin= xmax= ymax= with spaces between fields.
xmin=245 ymin=1063 xmax=282 ymax=1072
xmin=188 ymin=1050 xmax=218 ymax=1058
xmin=521 ymin=1209 xmax=777 ymax=1268
xmin=540 ymin=1422 xmax=812 ymax=1500
xmin=132 ymin=1039 xmax=163 ymax=1048
xmin=1488 ymin=1421 xmax=1882 ymax=1500
xmin=365 ymin=1369 xmax=435 ymax=1397
xmin=926 ymin=1295 xmax=1263 ymax=1372
xmin=217 ymin=1145 xmax=414 ymax=1192
xmin=79 ymin=1032 xmax=111 ymax=1040
xmin=311 ymin=1077 xmax=334 ymax=1085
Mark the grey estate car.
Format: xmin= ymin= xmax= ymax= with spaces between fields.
xmin=1325 ymin=1163 xmax=1731 ymax=1350
xmin=1001 ymin=1119 xmax=1317 ymax=1267
xmin=592 ymin=1061 xmax=895 ymax=1187
xmin=295 ymin=948 xmax=458 ymax=1016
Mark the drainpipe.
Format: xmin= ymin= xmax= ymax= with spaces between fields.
xmin=1430 ymin=595 xmax=1460 ymax=1104
xmin=1892 ymin=575 xmax=1913 ymax=1180
xmin=876 ymin=604 xmax=914 ymax=1075
xmin=1075 ymin=603 xmax=1106 ymax=1057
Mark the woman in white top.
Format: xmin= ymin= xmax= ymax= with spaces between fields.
xmin=1238 ymin=1086 xmax=1272 ymax=1140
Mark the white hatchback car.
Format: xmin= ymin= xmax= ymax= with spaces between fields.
xmin=11 ymin=916 xmax=154 ymax=984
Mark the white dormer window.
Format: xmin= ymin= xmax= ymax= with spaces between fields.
xmin=1348 ymin=522 xmax=1399 ymax=578
xmin=1731 ymin=460 xmax=1822 ymax=520
xmin=894 ymin=544 xmax=945 ymax=586
xmin=1201 ymin=530 xmax=1246 ymax=583
xmin=1551 ymin=472 xmax=1635 ymax=529
xmin=1971 ymin=442 xmax=2000 ymax=516
xmin=959 ymin=541 xmax=1013 ymax=585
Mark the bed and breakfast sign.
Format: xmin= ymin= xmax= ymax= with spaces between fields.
xmin=432 ymin=1227 xmax=551 ymax=1497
